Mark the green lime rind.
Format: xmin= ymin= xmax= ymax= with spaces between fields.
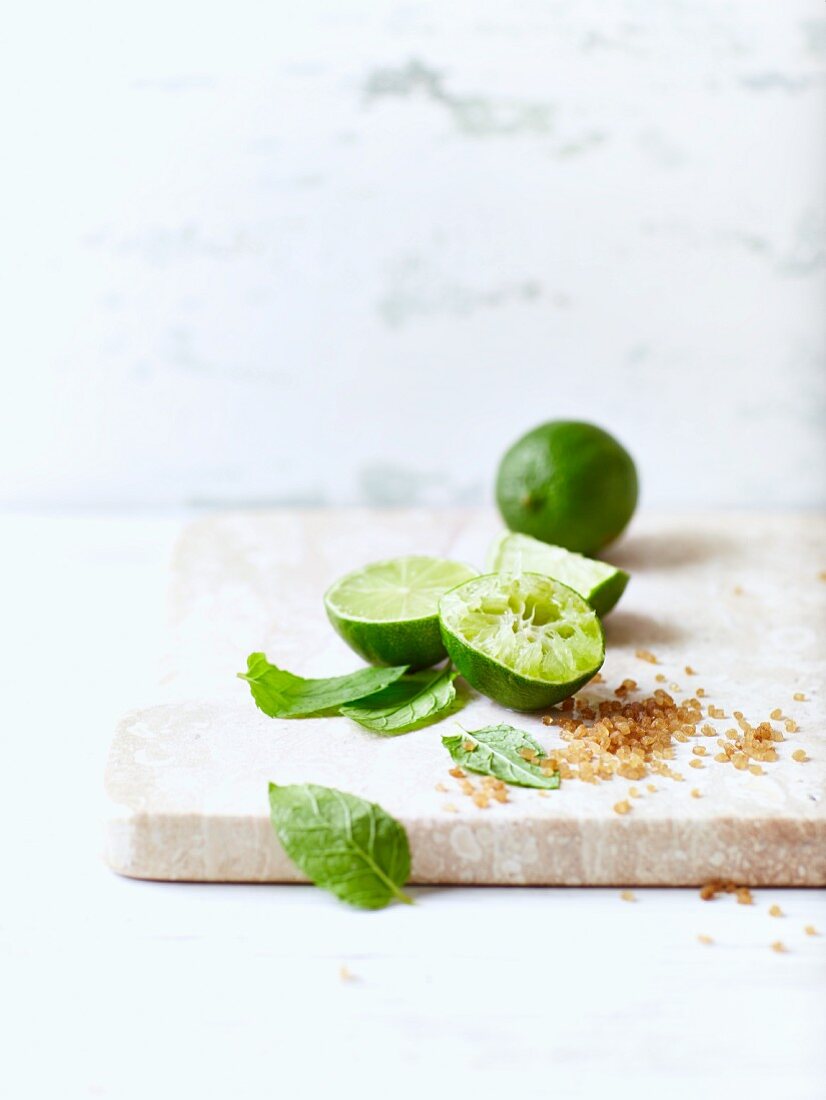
xmin=486 ymin=531 xmax=629 ymax=616
xmin=438 ymin=573 xmax=605 ymax=712
xmin=325 ymin=609 xmax=447 ymax=669
xmin=324 ymin=555 xmax=477 ymax=670
xmin=587 ymin=569 xmax=630 ymax=618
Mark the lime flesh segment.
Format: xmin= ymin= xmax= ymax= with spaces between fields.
xmin=325 ymin=555 xmax=477 ymax=669
xmin=439 ymin=573 xmax=604 ymax=711
xmin=487 ymin=531 xmax=629 ymax=616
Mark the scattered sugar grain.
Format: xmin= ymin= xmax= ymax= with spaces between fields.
xmin=620 ymin=890 xmax=636 ymax=902
xmin=697 ymin=934 xmax=713 ymax=945
xmin=635 ymin=649 xmax=658 ymax=664
xmin=769 ymin=904 xmax=783 ymax=917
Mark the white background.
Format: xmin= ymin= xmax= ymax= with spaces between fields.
xmin=2 ymin=0 xmax=825 ymax=510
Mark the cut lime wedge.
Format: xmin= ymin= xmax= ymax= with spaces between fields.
xmin=439 ymin=573 xmax=604 ymax=710
xmin=325 ymin=555 xmax=477 ymax=669
xmin=487 ymin=531 xmax=629 ymax=616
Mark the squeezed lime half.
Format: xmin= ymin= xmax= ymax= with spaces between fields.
xmin=439 ymin=572 xmax=604 ymax=710
xmin=325 ymin=555 xmax=477 ymax=669
xmin=487 ymin=531 xmax=629 ymax=616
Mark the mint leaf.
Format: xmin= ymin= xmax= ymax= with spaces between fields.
xmin=340 ymin=667 xmax=457 ymax=734
xmin=239 ymin=653 xmax=407 ymax=718
xmin=268 ymin=782 xmax=412 ymax=909
xmin=442 ymin=724 xmax=560 ymax=790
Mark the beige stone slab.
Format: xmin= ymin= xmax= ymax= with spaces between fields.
xmin=105 ymin=509 xmax=826 ymax=885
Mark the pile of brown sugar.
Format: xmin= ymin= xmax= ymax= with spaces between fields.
xmin=540 ymin=654 xmax=803 ymax=797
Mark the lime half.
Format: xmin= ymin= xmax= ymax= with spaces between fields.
xmin=487 ymin=531 xmax=629 ymax=616
xmin=325 ymin=555 xmax=477 ymax=669
xmin=439 ymin=573 xmax=604 ymax=710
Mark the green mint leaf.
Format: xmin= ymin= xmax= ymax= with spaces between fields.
xmin=339 ymin=667 xmax=457 ymax=734
xmin=442 ymin=724 xmax=560 ymax=790
xmin=239 ymin=653 xmax=407 ymax=718
xmin=268 ymin=782 xmax=412 ymax=909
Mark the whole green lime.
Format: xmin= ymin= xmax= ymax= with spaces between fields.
xmin=495 ymin=421 xmax=638 ymax=555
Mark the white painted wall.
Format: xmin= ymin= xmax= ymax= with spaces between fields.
xmin=2 ymin=0 xmax=824 ymax=509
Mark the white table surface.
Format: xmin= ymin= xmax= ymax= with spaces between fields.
xmin=3 ymin=513 xmax=824 ymax=1100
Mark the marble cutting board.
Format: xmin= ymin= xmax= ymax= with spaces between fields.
xmin=104 ymin=509 xmax=825 ymax=885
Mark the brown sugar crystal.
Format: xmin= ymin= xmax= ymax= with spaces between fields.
xmin=700 ymin=881 xmax=754 ymax=905
xmin=635 ymin=649 xmax=658 ymax=664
